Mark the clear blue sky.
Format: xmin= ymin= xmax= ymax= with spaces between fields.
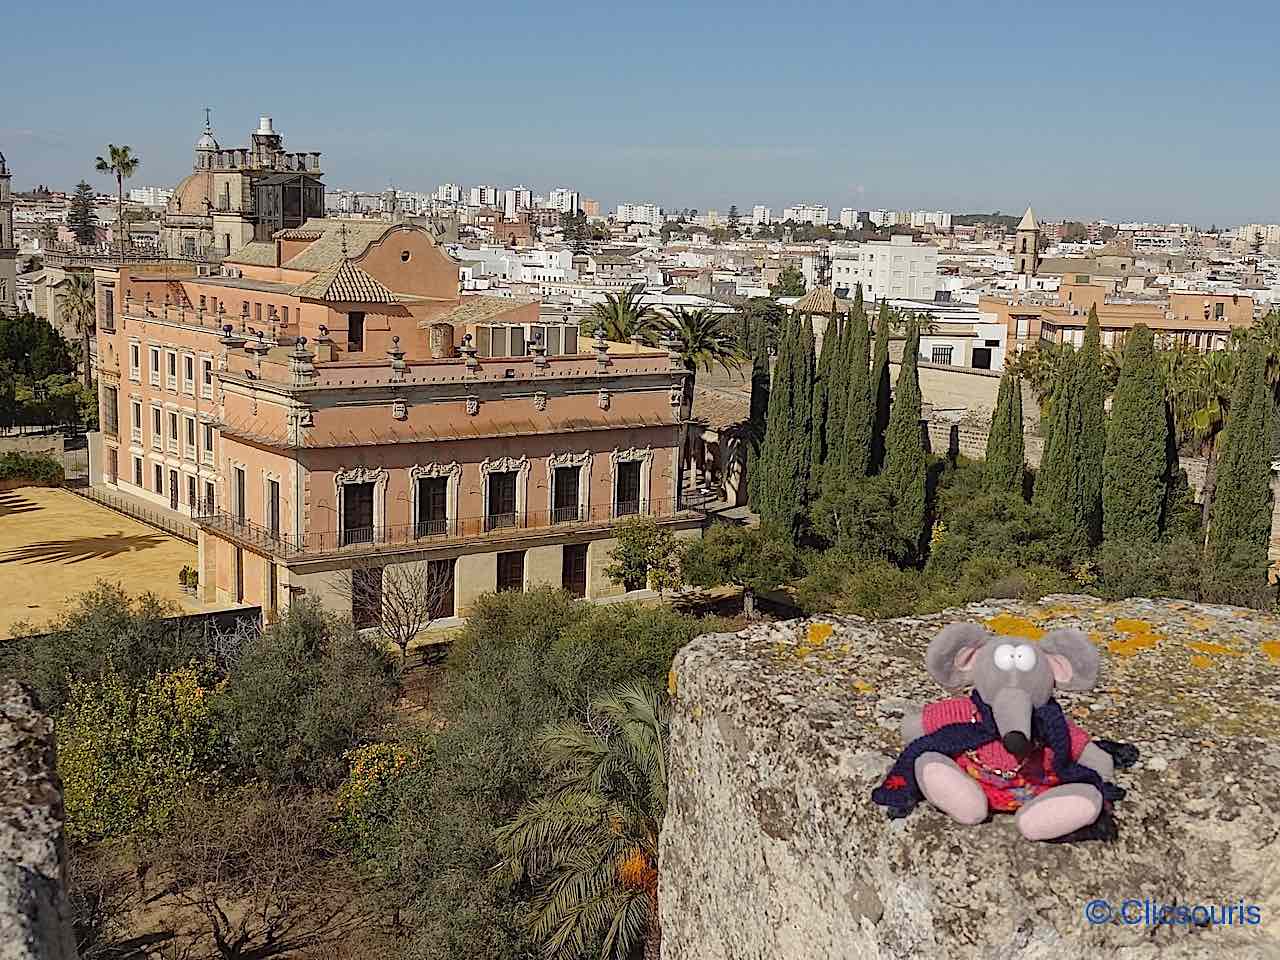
xmin=5 ymin=0 xmax=1279 ymax=226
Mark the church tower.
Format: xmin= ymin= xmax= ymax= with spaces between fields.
xmin=1014 ymin=206 xmax=1040 ymax=276
xmin=0 ymin=151 xmax=16 ymax=315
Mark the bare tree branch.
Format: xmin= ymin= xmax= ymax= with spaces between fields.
xmin=330 ymin=557 xmax=453 ymax=667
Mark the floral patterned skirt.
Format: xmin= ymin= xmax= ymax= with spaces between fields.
xmin=955 ymin=750 xmax=1061 ymax=812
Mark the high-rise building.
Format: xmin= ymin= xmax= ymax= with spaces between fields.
xmin=0 ymin=150 xmax=14 ymax=315
xmin=502 ymin=186 xmax=533 ymax=220
xmin=547 ymin=188 xmax=580 ymax=214
xmin=616 ymin=202 xmax=663 ymax=228
xmin=582 ymin=199 xmax=601 ymax=218
xmin=434 ymin=183 xmax=464 ymax=203
xmin=782 ymin=203 xmax=829 ymax=226
xmin=751 ymin=205 xmax=772 ymax=226
xmin=469 ymin=185 xmax=501 ymax=208
xmin=839 ymin=208 xmax=859 ymax=229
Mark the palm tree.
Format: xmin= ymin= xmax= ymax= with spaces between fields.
xmin=662 ymin=306 xmax=744 ymax=390
xmin=587 ymin=284 xmax=661 ymax=344
xmin=58 ymin=273 xmax=96 ymax=389
xmin=1164 ymin=345 xmax=1236 ymax=532
xmin=94 ymin=145 xmax=140 ymax=248
xmin=1251 ymin=309 xmax=1280 ymax=390
xmin=493 ymin=679 xmax=669 ymax=960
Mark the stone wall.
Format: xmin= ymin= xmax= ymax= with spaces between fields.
xmin=661 ymin=599 xmax=1280 ymax=959
xmin=0 ymin=681 xmax=77 ymax=960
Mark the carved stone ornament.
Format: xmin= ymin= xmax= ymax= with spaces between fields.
xmin=547 ymin=450 xmax=591 ymax=471
xmin=480 ymin=455 xmax=530 ymax=476
xmin=335 ymin=465 xmax=387 ymax=485
xmin=533 ymin=392 xmax=548 ymax=412
xmin=409 ymin=461 xmax=462 ymax=481
xmin=598 ymin=388 xmax=610 ymax=410
xmin=466 ymin=395 xmax=479 ymax=416
xmin=392 ymin=398 xmax=407 ymax=421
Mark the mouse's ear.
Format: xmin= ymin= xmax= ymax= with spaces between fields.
xmin=926 ymin=623 xmax=993 ymax=689
xmin=1039 ymin=628 xmax=1099 ymax=691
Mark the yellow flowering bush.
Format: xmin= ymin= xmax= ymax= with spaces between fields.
xmin=335 ymin=741 xmax=420 ymax=856
xmin=57 ymin=665 xmax=226 ymax=841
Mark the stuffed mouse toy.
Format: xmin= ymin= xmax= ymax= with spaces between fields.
xmin=872 ymin=623 xmax=1130 ymax=841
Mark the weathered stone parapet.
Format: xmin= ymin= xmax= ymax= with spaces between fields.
xmin=661 ymin=597 xmax=1280 ymax=959
xmin=0 ymin=680 xmax=77 ymax=960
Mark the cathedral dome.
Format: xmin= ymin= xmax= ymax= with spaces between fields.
xmin=169 ymin=172 xmax=214 ymax=216
xmin=196 ymin=131 xmax=219 ymax=151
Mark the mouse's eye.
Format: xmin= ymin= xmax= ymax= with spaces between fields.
xmin=1013 ymin=644 xmax=1037 ymax=672
xmin=992 ymin=644 xmax=1016 ymax=671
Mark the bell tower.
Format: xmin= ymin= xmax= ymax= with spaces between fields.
xmin=1014 ymin=206 xmax=1040 ymax=276
xmin=0 ymin=151 xmax=16 ymax=315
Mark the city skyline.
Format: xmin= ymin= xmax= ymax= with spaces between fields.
xmin=5 ymin=1 xmax=1280 ymax=225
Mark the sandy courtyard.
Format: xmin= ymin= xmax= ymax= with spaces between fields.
xmin=0 ymin=486 xmax=208 ymax=638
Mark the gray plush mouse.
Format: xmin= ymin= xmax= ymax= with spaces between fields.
xmin=871 ymin=623 xmax=1121 ymax=840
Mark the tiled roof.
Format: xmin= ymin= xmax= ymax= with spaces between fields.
xmin=273 ymin=228 xmax=325 ymax=240
xmin=791 ymin=287 xmax=850 ymax=315
xmin=418 ymin=294 xmax=539 ymax=328
xmin=691 ymin=387 xmax=750 ymax=431
xmin=225 ymin=241 xmax=277 ymax=266
xmin=292 ymin=258 xmax=397 ymax=304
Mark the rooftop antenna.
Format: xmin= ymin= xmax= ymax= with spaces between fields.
xmin=339 ymin=222 xmax=349 ymax=259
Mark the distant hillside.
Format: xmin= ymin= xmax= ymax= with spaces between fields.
xmin=952 ymin=212 xmax=1021 ymax=230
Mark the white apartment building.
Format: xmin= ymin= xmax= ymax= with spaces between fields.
xmin=782 ymin=203 xmax=829 ymax=226
xmin=469 ymin=185 xmax=501 ymax=208
xmin=616 ymin=202 xmax=663 ymax=228
xmin=752 ymin=205 xmax=772 ymax=226
xmin=828 ymin=234 xmax=938 ymax=301
xmin=502 ymin=186 xmax=533 ymax=220
xmin=128 ymin=186 xmax=175 ymax=206
xmin=839 ymin=208 xmax=859 ymax=229
xmin=547 ymin=188 xmax=581 ymax=214
xmin=434 ymin=183 xmax=464 ymax=203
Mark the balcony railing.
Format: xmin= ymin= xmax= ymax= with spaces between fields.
xmin=195 ymin=497 xmax=691 ymax=559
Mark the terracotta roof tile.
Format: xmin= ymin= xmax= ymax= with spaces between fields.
xmin=292 ymin=259 xmax=397 ymax=303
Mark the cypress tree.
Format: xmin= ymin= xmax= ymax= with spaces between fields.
xmin=843 ymin=292 xmax=873 ymax=478
xmin=756 ymin=317 xmax=814 ymax=540
xmin=1102 ymin=324 xmax=1167 ymax=543
xmin=809 ymin=311 xmax=835 ymax=478
xmin=795 ymin=315 xmax=817 ymax=505
xmin=1033 ymin=309 xmax=1105 ymax=545
xmin=882 ymin=316 xmax=927 ymax=552
xmin=870 ymin=301 xmax=892 ymax=472
xmin=1206 ymin=338 xmax=1274 ymax=579
xmin=1033 ymin=345 xmax=1077 ymax=520
xmin=1074 ymin=307 xmax=1107 ymax=545
xmin=825 ymin=313 xmax=849 ymax=469
xmin=67 ymin=181 xmax=98 ymax=245
xmin=985 ymin=368 xmax=1025 ymax=497
xmin=745 ymin=314 xmax=771 ymax=511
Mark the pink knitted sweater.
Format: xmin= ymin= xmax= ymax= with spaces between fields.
xmin=922 ymin=696 xmax=1090 ymax=774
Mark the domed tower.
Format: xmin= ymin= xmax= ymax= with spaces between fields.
xmin=0 ymin=151 xmax=16 ymax=315
xmin=194 ymin=108 xmax=219 ymax=170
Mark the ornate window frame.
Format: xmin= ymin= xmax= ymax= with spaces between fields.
xmin=479 ymin=455 xmax=530 ymax=523
xmin=546 ymin=450 xmax=592 ymax=522
xmin=335 ymin=465 xmax=388 ymax=544
xmin=609 ymin=446 xmax=653 ymax=516
xmin=261 ymin=469 xmax=284 ymax=536
xmin=409 ymin=461 xmax=462 ymax=536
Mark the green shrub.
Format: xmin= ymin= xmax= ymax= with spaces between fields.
xmin=1096 ymin=538 xmax=1204 ymax=602
xmin=3 ymin=582 xmax=194 ymax=713
xmin=335 ymin=740 xmax=425 ymax=859
xmin=217 ymin=599 xmax=396 ymax=787
xmin=681 ymin=521 xmax=799 ymax=595
xmin=808 ymin=474 xmax=911 ymax=561
xmin=0 ymin=451 xmax=64 ymax=485
xmin=58 ymin=666 xmax=226 ymax=841
xmin=926 ymin=492 xmax=1078 ymax=581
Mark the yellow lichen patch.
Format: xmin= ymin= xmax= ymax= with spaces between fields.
xmin=1104 ymin=618 xmax=1164 ymax=657
xmin=1113 ymin=618 xmax=1153 ymax=633
xmin=1261 ymin=641 xmax=1280 ymax=663
xmin=1190 ymin=655 xmax=1213 ymax=669
xmin=984 ymin=613 xmax=1046 ymax=641
xmin=667 ymin=668 xmax=678 ymax=698
xmin=853 ymin=680 xmax=875 ymax=694
xmin=1184 ymin=615 xmax=1215 ymax=631
xmin=1186 ymin=641 xmax=1243 ymax=658
xmin=806 ymin=622 xmax=834 ymax=646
